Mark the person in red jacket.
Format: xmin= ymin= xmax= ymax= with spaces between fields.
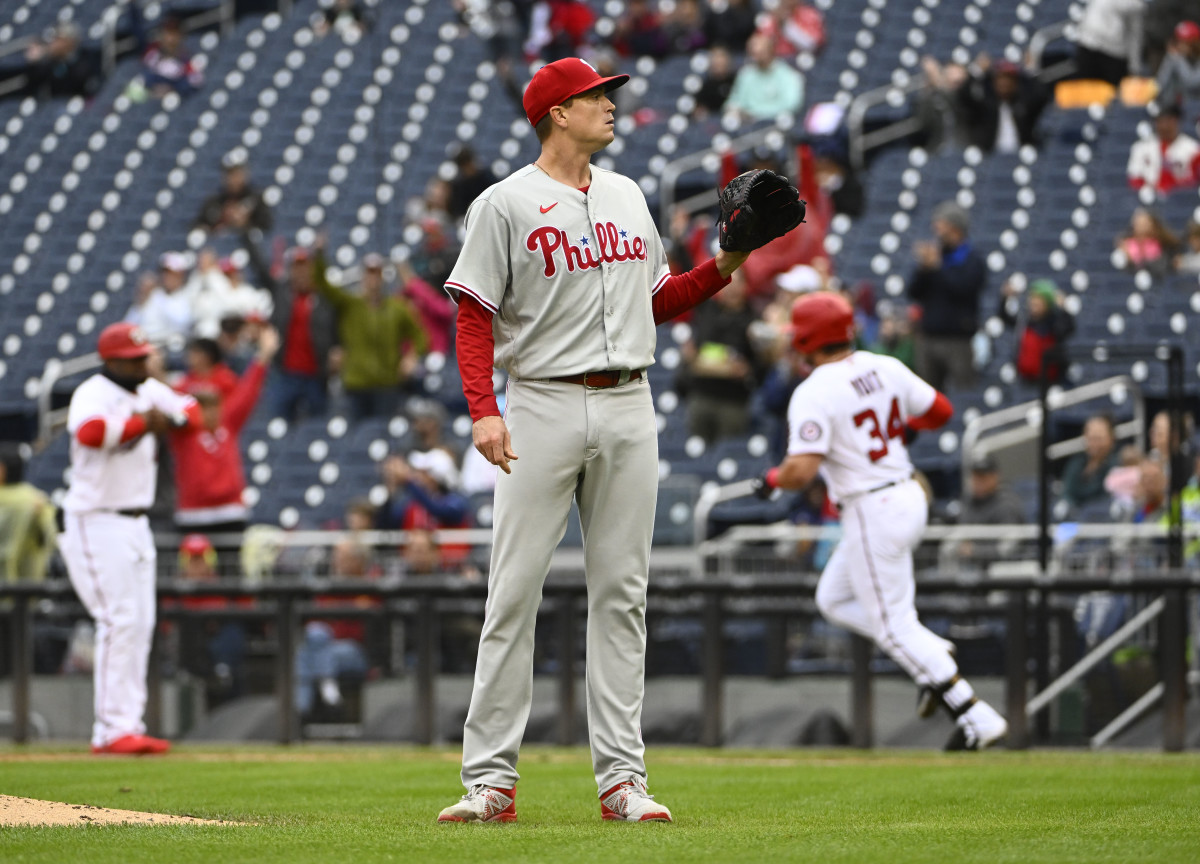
xmin=169 ymin=327 xmax=279 ymax=573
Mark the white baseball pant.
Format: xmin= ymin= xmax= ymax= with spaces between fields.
xmin=59 ymin=511 xmax=158 ymax=748
xmin=461 ymin=376 xmax=658 ymax=796
xmin=815 ymin=478 xmax=957 ymax=687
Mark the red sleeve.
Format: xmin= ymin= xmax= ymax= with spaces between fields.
xmin=651 ymin=258 xmax=730 ymax=324
xmin=719 ymin=151 xmax=739 ymax=188
xmin=456 ymin=295 xmax=500 ymax=421
xmin=221 ymin=360 xmax=267 ymax=432
xmin=908 ymin=391 xmax=953 ymax=431
xmin=76 ymin=414 xmax=147 ymax=448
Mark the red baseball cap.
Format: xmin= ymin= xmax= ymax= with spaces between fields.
xmin=1176 ymin=20 xmax=1200 ymax=42
xmin=180 ymin=533 xmax=214 ymax=557
xmin=522 ymin=57 xmax=629 ymax=127
xmin=97 ymin=322 xmax=153 ymax=359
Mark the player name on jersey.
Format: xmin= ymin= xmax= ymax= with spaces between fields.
xmin=850 ymin=370 xmax=884 ymax=398
xmin=526 ymin=221 xmax=649 ymax=278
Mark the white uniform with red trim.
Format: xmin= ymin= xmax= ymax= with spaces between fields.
xmin=58 ymin=373 xmax=193 ymax=749
xmin=785 ymin=351 xmax=957 ymax=688
xmin=443 ymin=163 xmax=670 ymax=796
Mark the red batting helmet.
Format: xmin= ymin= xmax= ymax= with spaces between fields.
xmin=791 ymin=291 xmax=856 ymax=355
xmin=1175 ymin=20 xmax=1200 ymax=42
xmin=97 ymin=322 xmax=153 ymax=360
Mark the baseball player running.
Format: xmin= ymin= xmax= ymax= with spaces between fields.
xmin=58 ymin=323 xmax=201 ymax=754
xmin=756 ymin=292 xmax=1008 ymax=750
xmin=438 ymin=58 xmax=800 ymax=823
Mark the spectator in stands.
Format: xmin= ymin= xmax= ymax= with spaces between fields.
xmin=131 ymin=252 xmax=195 ymax=343
xmin=704 ymin=0 xmax=759 ymax=52
xmin=315 ymin=0 xmax=371 ymax=38
xmin=1061 ymin=415 xmax=1120 ymax=510
xmin=725 ymin=34 xmax=805 ymax=121
xmin=447 ymin=146 xmax=498 ymax=220
xmin=374 ymin=448 xmax=471 ymax=536
xmin=1104 ymin=443 xmax=1147 ymax=509
xmin=176 ymin=336 xmax=238 ymax=400
xmin=261 ymin=248 xmax=338 ymax=423
xmin=914 ymin=56 xmax=970 ymax=150
xmin=314 ymin=249 xmax=429 ymax=421
xmin=124 ymin=272 xmax=159 ymax=331
xmin=172 ymin=533 xmax=247 ymax=706
xmin=612 ymin=0 xmax=669 ymax=58
xmin=1127 ymin=104 xmax=1200 ymax=194
xmin=23 ymin=22 xmax=102 ymax=100
xmin=186 ymin=249 xmax=239 ymax=338
xmin=525 ymin=0 xmax=596 ymax=61
xmin=812 ymin=141 xmax=864 ymax=217
xmin=678 ymin=270 xmax=763 ymax=444
xmin=1173 ymin=218 xmax=1200 ymax=273
xmin=869 ymin=301 xmax=917 ymax=370
xmin=0 ymin=444 xmax=57 ymax=583
xmin=140 ymin=15 xmax=203 ymax=98
xmin=169 ymin=328 xmax=278 ymax=564
xmin=1075 ymin=0 xmax=1146 ymax=86
xmin=756 ymin=0 xmax=826 ymax=58
xmin=1148 ymin=408 xmax=1194 ymax=463
xmin=193 ymin=152 xmax=273 ymax=241
xmin=1133 ymin=456 xmax=1169 ymax=522
xmin=949 ymin=453 xmax=1026 ymax=565
xmin=663 ymin=0 xmax=708 ymax=54
xmin=397 ymin=260 xmax=456 ymax=356
xmin=998 ymin=278 xmax=1075 ymax=384
xmin=408 ymin=397 xmax=452 ymax=454
xmin=406 ymin=179 xmax=460 ymax=291
xmin=1155 ymin=20 xmax=1200 ymax=107
xmin=956 ymin=56 xmax=1050 ymax=154
xmin=694 ymin=46 xmax=738 ymax=118
xmin=907 ymin=201 xmax=987 ymax=391
xmin=1117 ymin=206 xmax=1179 ymax=276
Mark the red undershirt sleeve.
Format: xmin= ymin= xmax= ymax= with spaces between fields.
xmin=908 ymin=391 xmax=953 ymax=430
xmin=651 ymin=258 xmax=730 ymax=325
xmin=456 ymin=295 xmax=501 ymax=421
xmin=76 ymin=414 xmax=147 ymax=448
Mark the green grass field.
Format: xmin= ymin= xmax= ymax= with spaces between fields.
xmin=2 ymin=746 xmax=1198 ymax=863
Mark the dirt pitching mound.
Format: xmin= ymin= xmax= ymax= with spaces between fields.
xmin=0 ymin=795 xmax=236 ymax=827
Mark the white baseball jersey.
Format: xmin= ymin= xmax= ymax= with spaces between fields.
xmin=63 ymin=374 xmax=194 ymax=513
xmin=786 ymin=351 xmax=936 ymax=502
xmin=444 ymin=163 xmax=671 ymax=378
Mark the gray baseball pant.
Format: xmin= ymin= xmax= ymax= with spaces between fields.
xmin=460 ymin=375 xmax=658 ymax=796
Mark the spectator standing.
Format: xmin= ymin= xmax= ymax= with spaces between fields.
xmin=662 ymin=0 xmax=708 ymax=54
xmin=907 ymin=202 xmax=987 ymax=392
xmin=703 ymin=0 xmax=759 ymax=52
xmin=448 ymin=146 xmax=499 ymax=221
xmin=397 ymin=260 xmax=456 ymax=356
xmin=612 ymin=0 xmax=669 ymax=58
xmin=679 ymin=270 xmax=762 ymax=443
xmin=131 ymin=252 xmax=195 ymax=344
xmin=140 ymin=16 xmax=203 ymax=98
xmin=186 ymin=249 xmax=240 ymax=338
xmin=193 ymin=153 xmax=273 ymax=240
xmin=957 ymin=57 xmax=1050 ymax=154
xmin=725 ymin=34 xmax=805 ymax=121
xmin=24 ymin=22 xmax=102 ymax=100
xmin=1075 ymin=0 xmax=1147 ymax=86
xmin=261 ymin=248 xmax=338 ymax=423
xmin=176 ymin=336 xmax=239 ymax=400
xmin=315 ymin=250 xmax=429 ymax=420
xmin=1127 ymin=104 xmax=1200 ymax=194
xmin=1155 ymin=20 xmax=1200 ymax=107
xmin=694 ymin=46 xmax=738 ymax=118
xmin=524 ymin=0 xmax=596 ymax=61
xmin=870 ymin=301 xmax=918 ymax=370
xmin=168 ymin=328 xmax=278 ymax=565
xmin=0 ymin=444 xmax=57 ymax=582
xmin=998 ymin=278 xmax=1075 ymax=384
xmin=1061 ymin=415 xmax=1119 ymax=510
xmin=757 ymin=0 xmax=826 ymax=57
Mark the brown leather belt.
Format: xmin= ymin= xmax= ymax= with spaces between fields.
xmin=550 ymin=369 xmax=643 ymax=388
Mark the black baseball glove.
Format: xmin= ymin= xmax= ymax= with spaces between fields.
xmin=716 ymin=169 xmax=806 ymax=253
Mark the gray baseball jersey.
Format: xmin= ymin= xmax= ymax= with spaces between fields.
xmin=444 ymin=163 xmax=670 ymax=378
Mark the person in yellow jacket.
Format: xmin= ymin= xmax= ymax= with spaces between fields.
xmin=0 ymin=444 xmax=57 ymax=583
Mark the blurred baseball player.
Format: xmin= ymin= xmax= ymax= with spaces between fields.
xmin=58 ymin=323 xmax=201 ymax=754
xmin=438 ymin=58 xmax=800 ymax=823
xmin=756 ymin=292 xmax=1008 ymax=751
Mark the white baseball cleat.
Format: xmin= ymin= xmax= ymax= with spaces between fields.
xmin=600 ymin=777 xmax=673 ymax=822
xmin=945 ymin=700 xmax=1008 ymax=751
xmin=436 ymin=785 xmax=517 ymax=823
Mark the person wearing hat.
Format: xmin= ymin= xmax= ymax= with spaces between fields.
xmin=907 ymin=201 xmax=987 ymax=392
xmin=998 ymin=277 xmax=1075 ymax=384
xmin=440 ymin=56 xmax=769 ymax=824
xmin=959 ymin=452 xmax=1027 ymax=530
xmin=131 ymin=252 xmax=194 ymax=343
xmin=956 ymin=54 xmax=1050 ymax=154
xmin=193 ymin=151 xmax=273 ymax=238
xmin=1156 ymin=21 xmax=1200 ymax=108
xmin=140 ymin=13 xmax=203 ymax=98
xmin=1127 ymin=103 xmax=1200 ymax=194
xmin=57 ymin=323 xmax=202 ymax=755
xmin=312 ymin=246 xmax=429 ymax=420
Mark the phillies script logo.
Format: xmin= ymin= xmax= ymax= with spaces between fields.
xmin=526 ymin=222 xmax=648 ymax=278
